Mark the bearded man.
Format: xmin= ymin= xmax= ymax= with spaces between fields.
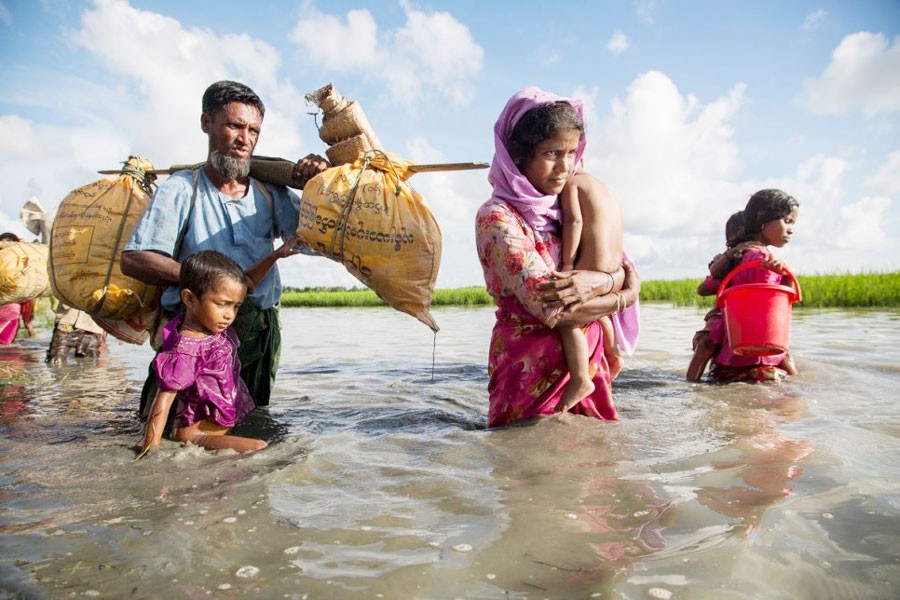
xmin=122 ymin=80 xmax=329 ymax=417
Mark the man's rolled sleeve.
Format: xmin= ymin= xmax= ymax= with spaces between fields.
xmin=124 ymin=172 xmax=194 ymax=256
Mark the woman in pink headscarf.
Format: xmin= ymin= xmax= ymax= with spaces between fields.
xmin=475 ymin=87 xmax=640 ymax=428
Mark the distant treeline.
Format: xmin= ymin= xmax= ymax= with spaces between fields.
xmin=281 ymin=272 xmax=900 ymax=309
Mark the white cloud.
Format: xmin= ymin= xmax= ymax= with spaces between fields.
xmin=68 ymin=0 xmax=302 ymax=164
xmin=736 ymin=153 xmax=899 ymax=274
xmin=0 ymin=3 xmax=11 ymax=26
xmin=865 ymin=150 xmax=900 ymax=195
xmin=836 ymin=196 xmax=891 ymax=249
xmin=635 ymin=0 xmax=655 ymax=25
xmin=0 ymin=115 xmax=43 ymax=160
xmin=795 ymin=154 xmax=849 ymax=198
xmin=288 ymin=1 xmax=483 ymax=111
xmin=289 ymin=8 xmax=379 ymax=71
xmin=0 ymin=0 xmax=318 ymax=271
xmin=606 ymin=31 xmax=629 ymax=55
xmin=402 ymin=137 xmax=489 ymax=288
xmin=585 ymin=71 xmax=745 ymax=237
xmin=802 ymin=9 xmax=827 ymax=31
xmin=0 ymin=0 xmax=315 ymax=211
xmin=799 ymin=32 xmax=900 ymax=117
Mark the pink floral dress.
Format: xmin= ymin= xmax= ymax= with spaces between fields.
xmin=475 ymin=197 xmax=617 ymax=427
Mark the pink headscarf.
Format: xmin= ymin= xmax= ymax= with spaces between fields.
xmin=488 ymin=86 xmax=586 ymax=234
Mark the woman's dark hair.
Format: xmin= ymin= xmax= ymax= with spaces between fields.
xmin=0 ymin=232 xmax=21 ymax=242
xmin=202 ymin=80 xmax=265 ymax=118
xmin=180 ymin=250 xmax=247 ymax=298
xmin=507 ymin=101 xmax=584 ymax=164
xmin=739 ymin=189 xmax=799 ymax=240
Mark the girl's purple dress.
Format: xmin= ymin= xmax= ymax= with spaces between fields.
xmin=153 ymin=313 xmax=255 ymax=429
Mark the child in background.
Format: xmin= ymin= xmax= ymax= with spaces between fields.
xmin=557 ymin=166 xmax=624 ymax=407
xmin=136 ymin=245 xmax=299 ymax=459
xmin=709 ymin=189 xmax=800 ymax=383
xmin=686 ymin=211 xmax=747 ymax=381
xmin=0 ymin=233 xmax=36 ymax=344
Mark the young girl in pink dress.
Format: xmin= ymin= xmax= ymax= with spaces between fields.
xmin=475 ymin=87 xmax=641 ymax=427
xmin=709 ymin=189 xmax=800 ymax=383
xmin=137 ymin=249 xmax=293 ymax=458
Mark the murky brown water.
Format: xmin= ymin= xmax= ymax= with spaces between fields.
xmin=1 ymin=305 xmax=898 ymax=599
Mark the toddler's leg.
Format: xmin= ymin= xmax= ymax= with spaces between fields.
xmin=686 ymin=329 xmax=717 ymax=382
xmin=174 ymin=423 xmax=267 ymax=453
xmin=599 ymin=316 xmax=623 ymax=380
xmin=556 ymin=325 xmax=595 ymax=413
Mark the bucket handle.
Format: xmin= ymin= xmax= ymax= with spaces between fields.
xmin=716 ymin=259 xmax=802 ymax=307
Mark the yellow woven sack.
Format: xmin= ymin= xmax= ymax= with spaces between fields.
xmin=298 ymin=152 xmax=442 ymax=331
xmin=49 ymin=157 xmax=160 ymax=320
xmin=0 ymin=241 xmax=50 ymax=304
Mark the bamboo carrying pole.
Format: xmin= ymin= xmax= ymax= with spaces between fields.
xmin=99 ymin=158 xmax=488 ymax=188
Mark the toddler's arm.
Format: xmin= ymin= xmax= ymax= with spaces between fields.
xmin=559 ymin=180 xmax=583 ymax=272
xmin=707 ymin=252 xmax=731 ymax=280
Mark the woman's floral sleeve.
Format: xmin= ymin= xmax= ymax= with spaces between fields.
xmin=475 ymin=202 xmax=559 ymax=325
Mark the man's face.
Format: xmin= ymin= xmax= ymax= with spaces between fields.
xmin=201 ymin=101 xmax=263 ymax=163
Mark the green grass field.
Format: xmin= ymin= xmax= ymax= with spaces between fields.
xmin=281 ymin=272 xmax=900 ymax=309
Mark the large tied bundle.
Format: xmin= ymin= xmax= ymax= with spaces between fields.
xmin=306 ymin=84 xmax=383 ymax=166
xmin=297 ymin=151 xmax=441 ymax=331
xmin=0 ymin=242 xmax=50 ymax=304
xmin=49 ymin=157 xmax=160 ymax=320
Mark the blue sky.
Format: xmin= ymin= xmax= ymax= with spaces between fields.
xmin=1 ymin=0 xmax=898 ymax=290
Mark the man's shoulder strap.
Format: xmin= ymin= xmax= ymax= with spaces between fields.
xmin=250 ymin=177 xmax=278 ymax=238
xmin=172 ymin=166 xmax=201 ymax=259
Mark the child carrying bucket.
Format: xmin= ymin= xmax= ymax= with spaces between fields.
xmin=706 ymin=189 xmax=800 ymax=384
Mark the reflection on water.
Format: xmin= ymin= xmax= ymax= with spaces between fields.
xmin=1 ymin=305 xmax=899 ymax=599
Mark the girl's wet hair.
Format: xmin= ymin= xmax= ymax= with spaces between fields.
xmin=180 ymin=250 xmax=247 ymax=298
xmin=737 ymin=189 xmax=799 ymax=242
xmin=507 ymin=101 xmax=584 ymax=164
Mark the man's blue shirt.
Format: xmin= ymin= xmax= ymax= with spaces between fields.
xmin=124 ymin=168 xmax=300 ymax=311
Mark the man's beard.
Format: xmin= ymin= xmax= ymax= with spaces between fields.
xmin=209 ymin=149 xmax=251 ymax=181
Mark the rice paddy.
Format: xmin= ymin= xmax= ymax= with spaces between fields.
xmin=281 ymin=272 xmax=900 ymax=309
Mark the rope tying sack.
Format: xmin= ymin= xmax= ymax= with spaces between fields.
xmin=297 ymin=150 xmax=442 ymax=332
xmin=49 ymin=156 xmax=160 ymax=322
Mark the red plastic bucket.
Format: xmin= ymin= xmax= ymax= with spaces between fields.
xmin=716 ymin=259 xmax=802 ymax=357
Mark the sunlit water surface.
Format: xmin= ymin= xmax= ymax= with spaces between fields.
xmin=1 ymin=305 xmax=898 ymax=599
